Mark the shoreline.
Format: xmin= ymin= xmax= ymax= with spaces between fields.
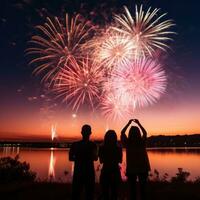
xmin=1 ymin=134 xmax=200 ymax=148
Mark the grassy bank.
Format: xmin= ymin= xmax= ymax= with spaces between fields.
xmin=1 ymin=181 xmax=200 ymax=200
xmin=0 ymin=157 xmax=200 ymax=200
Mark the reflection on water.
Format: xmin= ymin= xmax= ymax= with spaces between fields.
xmin=2 ymin=146 xmax=20 ymax=156
xmin=48 ymin=148 xmax=56 ymax=180
xmin=0 ymin=147 xmax=200 ymax=182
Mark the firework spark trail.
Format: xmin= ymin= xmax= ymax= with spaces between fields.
xmin=101 ymin=58 xmax=167 ymax=120
xmin=54 ymin=57 xmax=105 ymax=112
xmin=112 ymin=5 xmax=175 ymax=58
xmin=51 ymin=124 xmax=57 ymax=141
xmin=87 ymin=30 xmax=136 ymax=70
xmin=26 ymin=14 xmax=94 ymax=83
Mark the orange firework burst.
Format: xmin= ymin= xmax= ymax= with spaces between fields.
xmin=54 ymin=57 xmax=105 ymax=112
xmin=27 ymin=14 xmax=94 ymax=83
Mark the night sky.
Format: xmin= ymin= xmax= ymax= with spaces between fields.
xmin=0 ymin=0 xmax=200 ymax=140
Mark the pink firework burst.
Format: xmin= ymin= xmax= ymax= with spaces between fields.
xmin=100 ymin=92 xmax=132 ymax=121
xmin=54 ymin=57 xmax=105 ymax=112
xmin=104 ymin=58 xmax=167 ymax=115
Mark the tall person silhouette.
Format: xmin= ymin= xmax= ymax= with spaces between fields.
xmin=69 ymin=124 xmax=98 ymax=200
xmin=99 ymin=130 xmax=122 ymax=200
xmin=121 ymin=119 xmax=150 ymax=200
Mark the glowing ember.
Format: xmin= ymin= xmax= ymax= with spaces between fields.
xmin=72 ymin=113 xmax=77 ymax=118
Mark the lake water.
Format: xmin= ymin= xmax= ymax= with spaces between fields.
xmin=0 ymin=147 xmax=200 ymax=182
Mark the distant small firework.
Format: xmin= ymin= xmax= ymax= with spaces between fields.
xmin=51 ymin=124 xmax=57 ymax=141
xmin=103 ymin=58 xmax=167 ymax=114
xmin=112 ymin=5 xmax=175 ymax=58
xmin=89 ymin=30 xmax=136 ymax=70
xmin=54 ymin=57 xmax=104 ymax=112
xmin=27 ymin=14 xmax=94 ymax=83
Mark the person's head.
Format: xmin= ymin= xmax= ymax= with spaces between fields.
xmin=104 ymin=130 xmax=117 ymax=146
xmin=81 ymin=124 xmax=91 ymax=140
xmin=128 ymin=126 xmax=142 ymax=143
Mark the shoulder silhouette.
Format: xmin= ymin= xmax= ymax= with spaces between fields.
xmin=99 ymin=130 xmax=122 ymax=200
xmin=69 ymin=124 xmax=97 ymax=200
xmin=121 ymin=119 xmax=150 ymax=200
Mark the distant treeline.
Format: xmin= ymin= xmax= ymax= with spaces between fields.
xmin=0 ymin=141 xmax=71 ymax=148
xmin=0 ymin=134 xmax=200 ymax=148
xmin=146 ymin=134 xmax=200 ymax=147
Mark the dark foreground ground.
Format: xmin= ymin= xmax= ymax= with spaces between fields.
xmin=1 ymin=182 xmax=200 ymax=200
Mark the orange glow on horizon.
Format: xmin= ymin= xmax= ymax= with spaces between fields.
xmin=0 ymin=99 xmax=200 ymax=140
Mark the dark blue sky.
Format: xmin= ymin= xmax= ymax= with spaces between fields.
xmin=0 ymin=0 xmax=200 ymax=137
xmin=1 ymin=0 xmax=200 ymax=95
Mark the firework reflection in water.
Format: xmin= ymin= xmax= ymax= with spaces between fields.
xmin=48 ymin=148 xmax=56 ymax=180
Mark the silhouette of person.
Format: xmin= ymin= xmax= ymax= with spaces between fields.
xmin=121 ymin=119 xmax=150 ymax=200
xmin=99 ymin=130 xmax=122 ymax=200
xmin=69 ymin=124 xmax=98 ymax=200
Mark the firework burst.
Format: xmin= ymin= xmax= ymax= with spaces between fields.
xmin=112 ymin=5 xmax=175 ymax=58
xmin=54 ymin=57 xmax=105 ymax=112
xmin=27 ymin=14 xmax=94 ymax=83
xmin=26 ymin=5 xmax=176 ymax=122
xmin=100 ymin=92 xmax=131 ymax=121
xmin=89 ymin=30 xmax=136 ymax=70
xmin=103 ymin=58 xmax=167 ymax=116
